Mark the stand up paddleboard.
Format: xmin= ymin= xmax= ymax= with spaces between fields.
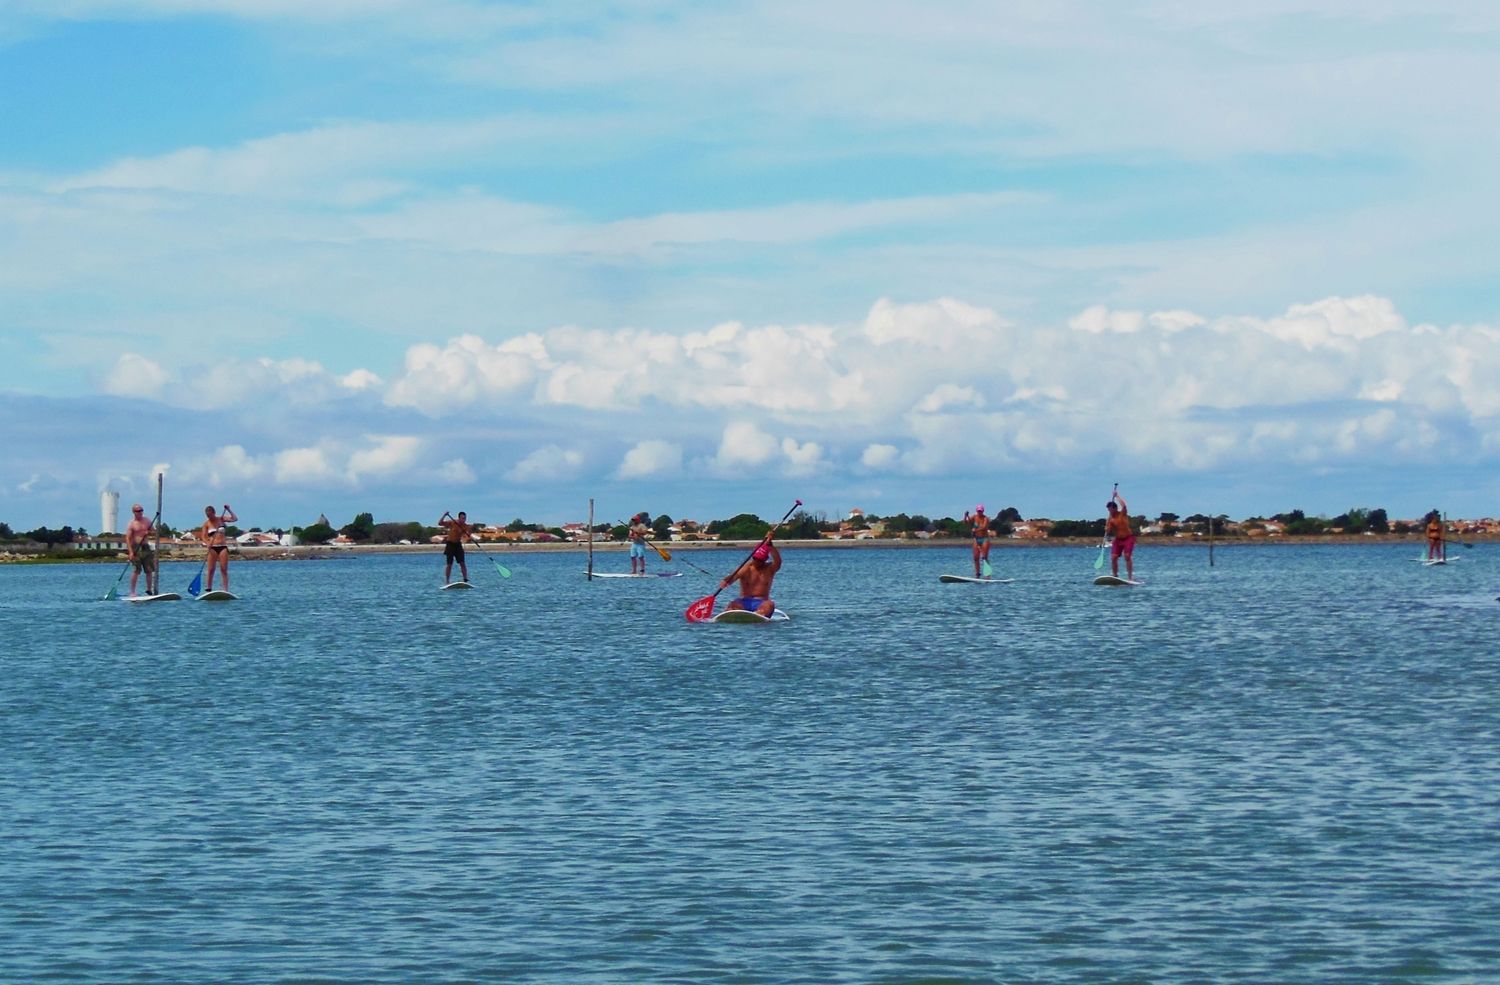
xmin=1421 ymin=559 xmax=1450 ymax=566
xmin=1093 ymin=575 xmax=1143 ymax=587
xmin=197 ymin=590 xmax=239 ymax=601
xmin=711 ymin=608 xmax=790 ymax=624
xmin=939 ymin=574 xmax=1016 ymax=584
xmin=442 ymin=581 xmax=474 ymax=590
xmin=589 ymin=571 xmax=684 ymax=578
xmin=124 ymin=593 xmax=182 ymax=603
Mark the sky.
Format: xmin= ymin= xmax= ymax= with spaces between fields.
xmin=3 ymin=1 xmax=1499 ymax=533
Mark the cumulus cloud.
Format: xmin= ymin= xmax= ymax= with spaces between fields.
xmin=506 ymin=445 xmax=584 ymax=483
xmin=617 ymin=440 xmax=682 ymax=479
xmin=861 ymin=443 xmax=900 ymax=469
xmin=102 ymin=354 xmax=171 ymax=399
xmin=714 ymin=421 xmax=780 ymax=470
xmin=436 ymin=458 xmax=476 ymax=484
xmin=348 ymin=435 xmax=422 ymax=480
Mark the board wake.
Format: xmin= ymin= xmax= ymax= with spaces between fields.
xmin=1093 ymin=575 xmax=1143 ymax=587
xmin=939 ymin=574 xmax=1015 ymax=584
xmin=711 ymin=608 xmax=790 ymax=624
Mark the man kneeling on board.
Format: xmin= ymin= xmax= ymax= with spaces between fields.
xmin=721 ymin=536 xmax=782 ymax=617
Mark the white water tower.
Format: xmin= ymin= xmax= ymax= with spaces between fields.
xmin=101 ymin=489 xmax=120 ymax=535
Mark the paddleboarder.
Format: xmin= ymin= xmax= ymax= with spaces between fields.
xmin=199 ymin=503 xmax=238 ymax=593
xmin=439 ymin=510 xmax=473 ymax=584
xmin=1105 ymin=488 xmax=1135 ymax=582
xmin=125 ymin=503 xmax=157 ymax=597
xmin=721 ymin=535 xmax=782 ymax=617
xmin=1425 ymin=510 xmax=1444 ymax=561
xmin=963 ymin=504 xmax=993 ymax=577
xmin=628 ymin=512 xmax=651 ymax=574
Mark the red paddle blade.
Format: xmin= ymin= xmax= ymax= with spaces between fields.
xmin=685 ymin=595 xmax=717 ymax=622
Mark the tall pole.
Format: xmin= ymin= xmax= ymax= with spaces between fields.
xmin=587 ymin=498 xmax=594 ymax=580
xmin=153 ymin=472 xmax=164 ymax=594
xmin=1208 ymin=511 xmax=1215 ymax=568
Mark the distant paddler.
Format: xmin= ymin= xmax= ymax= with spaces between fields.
xmin=125 ymin=502 xmax=158 ymax=597
xmin=963 ymin=503 xmax=993 ymax=577
xmin=1104 ymin=486 xmax=1136 ymax=582
xmin=199 ymin=503 xmax=238 ymax=593
xmin=439 ymin=510 xmax=474 ymax=584
xmin=628 ymin=512 xmax=651 ymax=574
xmin=1424 ymin=509 xmax=1444 ymax=561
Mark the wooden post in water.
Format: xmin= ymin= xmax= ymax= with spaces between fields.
xmin=152 ymin=472 xmax=164 ymax=594
xmin=1208 ymin=511 xmax=1215 ymax=568
xmin=587 ymin=498 xmax=594 ymax=580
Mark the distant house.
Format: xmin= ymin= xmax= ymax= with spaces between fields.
xmin=76 ymin=535 xmax=127 ymax=552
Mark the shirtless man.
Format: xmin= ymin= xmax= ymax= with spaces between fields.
xmin=628 ymin=512 xmax=651 ymax=574
xmin=721 ymin=536 xmax=782 ymax=617
xmin=125 ymin=503 xmax=157 ymax=597
xmin=439 ymin=510 xmax=473 ymax=584
xmin=199 ymin=503 xmax=238 ymax=592
xmin=963 ymin=503 xmax=992 ymax=577
xmin=1104 ymin=488 xmax=1135 ymax=581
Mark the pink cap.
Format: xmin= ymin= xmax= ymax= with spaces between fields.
xmin=752 ymin=544 xmax=770 ymax=562
xmin=975 ymin=504 xmax=985 ymax=513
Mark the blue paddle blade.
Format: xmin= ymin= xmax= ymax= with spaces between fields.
xmin=980 ymin=558 xmax=993 ymax=577
xmin=1094 ymin=544 xmax=1107 ymax=570
xmin=187 ymin=570 xmax=202 ymax=597
xmin=103 ymin=585 xmax=119 ymax=601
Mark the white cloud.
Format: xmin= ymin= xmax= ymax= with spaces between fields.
xmin=861 ymin=443 xmax=900 ymax=469
xmin=506 ymin=445 xmax=584 ymax=483
xmin=274 ymin=447 xmax=340 ymax=485
xmin=385 ymin=334 xmax=545 ymax=415
xmin=914 ymin=384 xmax=984 ymax=414
xmin=780 ymin=437 xmax=826 ymax=476
xmin=714 ymin=421 xmax=779 ymax=470
xmin=617 ymin=440 xmax=682 ymax=479
xmin=436 ymin=458 xmax=476 ymax=484
xmin=102 ymin=354 xmax=171 ymax=399
xmin=347 ymin=435 xmax=422 ymax=480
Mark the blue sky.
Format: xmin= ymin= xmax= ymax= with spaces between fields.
xmin=3 ymin=1 xmax=1499 ymax=533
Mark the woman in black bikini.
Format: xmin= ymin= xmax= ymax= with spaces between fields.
xmin=200 ymin=503 xmax=239 ymax=592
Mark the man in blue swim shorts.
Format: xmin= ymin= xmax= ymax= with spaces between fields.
xmin=722 ymin=536 xmax=782 ymax=616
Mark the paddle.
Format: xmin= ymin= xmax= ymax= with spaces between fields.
xmin=101 ymin=561 xmax=131 ymax=601
xmin=187 ymin=557 xmax=207 ymax=597
xmin=685 ymin=499 xmax=800 ymax=622
xmin=465 ymin=531 xmax=512 ymax=579
xmin=980 ymin=558 xmax=993 ymax=578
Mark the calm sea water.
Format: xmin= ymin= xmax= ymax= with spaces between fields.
xmin=3 ymin=543 xmax=1498 ymax=984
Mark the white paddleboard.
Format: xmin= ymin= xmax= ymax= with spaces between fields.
xmin=442 ymin=581 xmax=474 ymax=590
xmin=1422 ymin=559 xmax=1449 ymax=566
xmin=124 ymin=593 xmax=182 ymax=603
xmin=1093 ymin=575 xmax=1143 ymax=587
xmin=589 ymin=571 xmax=684 ymax=578
xmin=712 ymin=608 xmax=791 ymax=624
xmin=939 ymin=574 xmax=1015 ymax=584
xmin=197 ymin=590 xmax=238 ymax=601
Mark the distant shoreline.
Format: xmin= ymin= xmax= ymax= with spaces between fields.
xmin=4 ymin=532 xmax=1488 ymax=565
